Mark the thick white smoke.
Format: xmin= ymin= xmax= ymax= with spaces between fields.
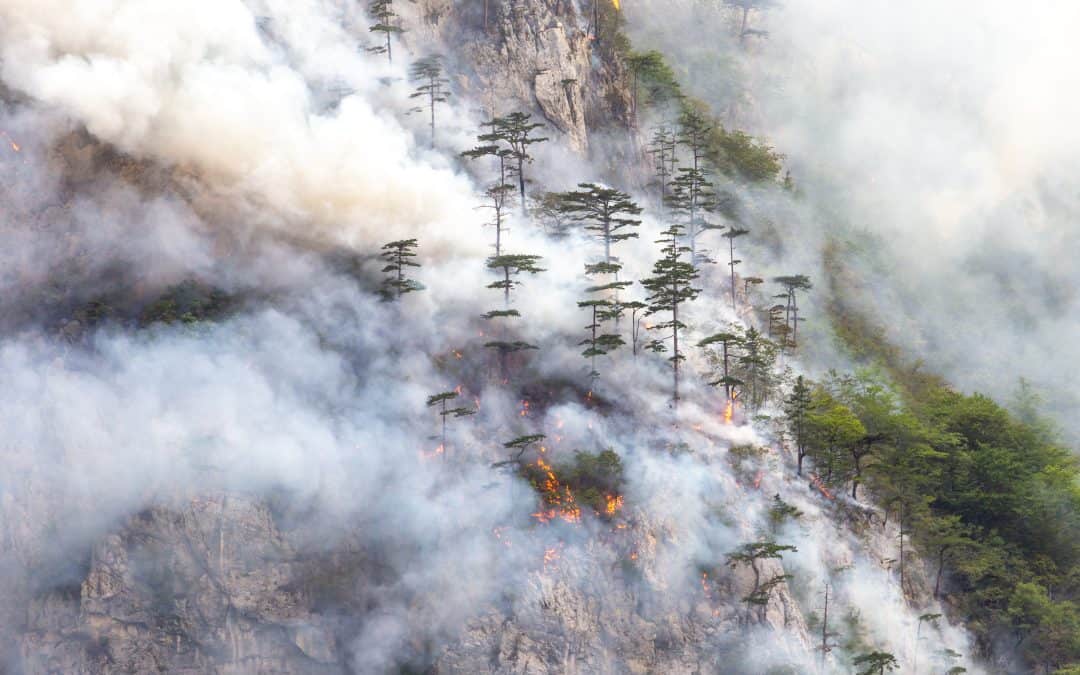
xmin=0 ymin=0 xmax=992 ymax=673
xmin=627 ymin=0 xmax=1080 ymax=437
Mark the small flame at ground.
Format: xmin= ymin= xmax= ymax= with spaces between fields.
xmin=723 ymin=400 xmax=734 ymax=425
xmin=604 ymin=494 xmax=624 ymax=516
xmin=809 ymin=473 xmax=835 ymax=500
xmin=532 ymin=458 xmax=582 ymax=524
xmin=1 ymin=131 xmax=20 ymax=153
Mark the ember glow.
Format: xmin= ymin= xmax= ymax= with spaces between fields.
xmin=809 ymin=473 xmax=835 ymax=500
xmin=1 ymin=131 xmax=19 ymax=153
xmin=531 ymin=458 xmax=582 ymax=524
xmin=604 ymin=494 xmax=624 ymax=516
xmin=722 ymin=399 xmax=734 ymax=425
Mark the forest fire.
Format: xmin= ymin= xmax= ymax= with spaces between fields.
xmin=419 ymin=444 xmax=445 ymax=461
xmin=519 ymin=400 xmax=530 ymax=417
xmin=1 ymin=131 xmax=20 ymax=153
xmin=531 ymin=458 xmax=582 ymax=524
xmin=809 ymin=473 xmax=835 ymax=500
xmin=604 ymin=494 xmax=624 ymax=516
xmin=543 ymin=546 xmax=562 ymax=570
xmin=723 ymin=399 xmax=734 ymax=424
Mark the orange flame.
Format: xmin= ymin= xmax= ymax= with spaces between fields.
xmin=543 ymin=546 xmax=561 ymax=570
xmin=519 ymin=400 xmax=530 ymax=417
xmin=531 ymin=457 xmax=581 ymax=524
xmin=723 ymin=400 xmax=734 ymax=425
xmin=809 ymin=473 xmax=835 ymax=500
xmin=604 ymin=494 xmax=625 ymax=516
xmin=612 ymin=0 xmax=621 ymax=10
xmin=1 ymin=132 xmax=20 ymax=153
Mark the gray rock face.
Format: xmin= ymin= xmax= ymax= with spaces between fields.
xmin=405 ymin=0 xmax=635 ymax=166
xmin=19 ymin=496 xmax=340 ymax=674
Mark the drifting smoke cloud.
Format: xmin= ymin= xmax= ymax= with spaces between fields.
xmin=0 ymin=0 xmax=988 ymax=673
xmin=627 ymin=0 xmax=1080 ymax=438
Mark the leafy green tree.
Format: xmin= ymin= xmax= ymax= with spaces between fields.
xmin=556 ymin=183 xmax=642 ymax=264
xmin=380 ymin=239 xmax=423 ymax=299
xmin=722 ymin=226 xmax=750 ymax=312
xmin=852 ymin=651 xmax=899 ymax=675
xmin=426 ymin=391 xmax=475 ymax=457
xmin=641 ymin=223 xmax=701 ymax=405
xmin=368 ymin=0 xmax=403 ymax=63
xmin=480 ymin=113 xmax=549 ymax=214
xmin=784 ymin=376 xmax=813 ymax=476
xmin=805 ymin=392 xmax=866 ymax=484
xmin=408 ymin=55 xmax=451 ymax=148
xmin=626 ymin=52 xmax=683 ymax=115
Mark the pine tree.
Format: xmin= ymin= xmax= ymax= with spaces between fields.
xmin=463 ymin=138 xmax=517 ymax=255
xmin=426 ymin=391 xmax=476 ymax=458
xmin=479 ymin=113 xmax=548 ymax=215
xmin=698 ymin=331 xmax=742 ymax=402
xmin=368 ymin=0 xmax=403 ymax=63
xmin=646 ymin=126 xmax=678 ymax=205
xmin=774 ymin=274 xmax=812 ymax=350
xmin=732 ymin=326 xmax=778 ymax=411
xmin=484 ymin=254 xmax=545 ymax=377
xmin=641 ymin=223 xmax=701 ymax=405
xmin=621 ymin=300 xmax=648 ymax=357
xmin=578 ymin=263 xmax=632 ymax=381
xmin=487 ymin=254 xmax=545 ymax=307
xmin=495 ymin=434 xmax=546 ymax=468
xmin=557 ymin=183 xmax=642 ymax=264
xmin=852 ymin=651 xmax=899 ymax=675
xmin=408 ymin=55 xmax=451 ymax=148
xmin=727 ymin=541 xmax=797 ymax=622
xmin=380 ymin=239 xmax=423 ymax=299
xmin=784 ymin=375 xmax=813 ymax=476
xmin=723 ymin=226 xmax=750 ymax=312
xmin=722 ymin=0 xmax=778 ymax=44
xmin=669 ymin=108 xmax=722 ymax=265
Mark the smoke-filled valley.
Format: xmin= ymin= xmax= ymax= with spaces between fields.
xmin=0 ymin=1 xmax=1077 ymax=674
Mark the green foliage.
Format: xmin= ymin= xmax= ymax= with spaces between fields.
xmin=556 ymin=183 xmax=642 ymax=263
xmin=626 ymin=50 xmax=683 ymax=110
xmin=768 ymin=494 xmax=803 ymax=526
xmin=521 ymin=449 xmax=625 ymax=516
xmin=852 ymin=651 xmax=899 ymax=675
xmin=380 ymin=239 xmax=423 ymax=299
xmin=140 ymin=280 xmax=231 ymax=326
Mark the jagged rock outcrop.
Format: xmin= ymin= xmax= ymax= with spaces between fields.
xmin=20 ymin=496 xmax=341 ymax=674
xmin=404 ymin=0 xmax=637 ymax=176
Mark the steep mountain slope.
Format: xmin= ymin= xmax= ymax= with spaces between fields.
xmin=0 ymin=1 xmax=1047 ymax=674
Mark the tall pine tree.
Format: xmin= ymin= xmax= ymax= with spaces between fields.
xmin=642 ymin=223 xmax=701 ymax=405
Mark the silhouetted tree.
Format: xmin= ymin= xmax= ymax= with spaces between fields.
xmin=642 ymin=223 xmax=701 ymax=405
xmin=380 ymin=239 xmax=423 ymax=299
xmin=426 ymin=391 xmax=475 ymax=458
xmin=723 ymin=226 xmax=750 ymax=311
xmin=481 ymin=113 xmax=549 ymax=214
xmin=409 ymin=55 xmax=450 ymax=148
xmin=368 ymin=0 xmax=403 ymax=63
xmin=557 ymin=183 xmax=642 ymax=264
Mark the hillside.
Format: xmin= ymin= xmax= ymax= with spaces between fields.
xmin=0 ymin=1 xmax=1077 ymax=674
